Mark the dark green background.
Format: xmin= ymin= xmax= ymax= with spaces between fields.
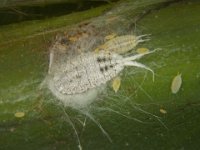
xmin=0 ymin=0 xmax=200 ymax=149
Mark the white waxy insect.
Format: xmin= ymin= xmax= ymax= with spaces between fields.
xmin=112 ymin=76 xmax=121 ymax=93
xmin=99 ymin=34 xmax=150 ymax=54
xmin=51 ymin=51 xmax=154 ymax=95
xmin=171 ymin=73 xmax=182 ymax=94
xmin=47 ymin=50 xmax=155 ymax=107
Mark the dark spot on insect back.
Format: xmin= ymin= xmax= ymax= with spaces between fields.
xmin=76 ymin=74 xmax=81 ymax=79
xmin=102 ymin=57 xmax=106 ymax=62
xmin=97 ymin=57 xmax=106 ymax=62
xmin=97 ymin=57 xmax=102 ymax=62
xmin=100 ymin=67 xmax=104 ymax=72
xmin=105 ymin=66 xmax=108 ymax=71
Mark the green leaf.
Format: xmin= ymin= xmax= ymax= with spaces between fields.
xmin=0 ymin=0 xmax=200 ymax=149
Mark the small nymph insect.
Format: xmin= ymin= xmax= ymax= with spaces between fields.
xmin=112 ymin=76 xmax=121 ymax=93
xmin=97 ymin=34 xmax=150 ymax=54
xmin=171 ymin=73 xmax=182 ymax=94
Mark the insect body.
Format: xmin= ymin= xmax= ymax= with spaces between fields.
xmin=48 ymin=50 xmax=155 ymax=96
xmin=98 ymin=34 xmax=150 ymax=54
